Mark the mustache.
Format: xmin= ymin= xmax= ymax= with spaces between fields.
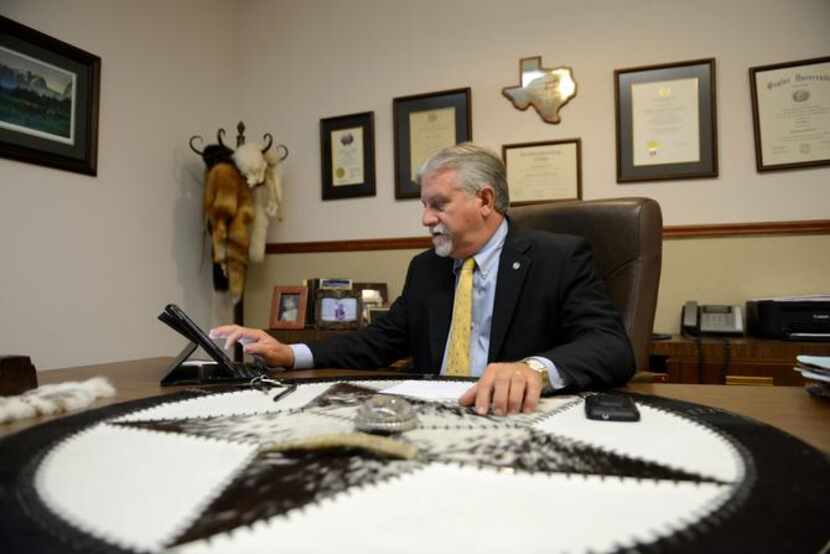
xmin=430 ymin=224 xmax=449 ymax=236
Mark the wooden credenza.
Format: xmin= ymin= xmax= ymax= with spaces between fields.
xmin=649 ymin=335 xmax=830 ymax=385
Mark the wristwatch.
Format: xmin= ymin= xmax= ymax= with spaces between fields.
xmin=521 ymin=357 xmax=552 ymax=394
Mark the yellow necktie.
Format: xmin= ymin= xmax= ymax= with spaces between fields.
xmin=445 ymin=257 xmax=475 ymax=376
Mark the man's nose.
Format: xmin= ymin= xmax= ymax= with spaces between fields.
xmin=422 ymin=207 xmax=437 ymax=227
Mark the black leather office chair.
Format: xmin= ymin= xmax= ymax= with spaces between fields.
xmin=510 ymin=197 xmax=663 ymax=373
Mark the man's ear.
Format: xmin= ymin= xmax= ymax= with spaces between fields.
xmin=478 ymin=185 xmax=496 ymax=216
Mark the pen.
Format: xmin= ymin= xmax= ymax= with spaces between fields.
xmin=273 ymin=383 xmax=297 ymax=403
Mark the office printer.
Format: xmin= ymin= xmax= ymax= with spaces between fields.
xmin=746 ymin=296 xmax=830 ymax=341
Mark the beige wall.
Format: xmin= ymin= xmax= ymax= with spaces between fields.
xmin=239 ymin=0 xmax=829 ymax=337
xmin=0 ymin=1 xmax=239 ymax=369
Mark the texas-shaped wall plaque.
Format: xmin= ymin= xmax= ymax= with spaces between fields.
xmin=502 ymin=56 xmax=577 ymax=124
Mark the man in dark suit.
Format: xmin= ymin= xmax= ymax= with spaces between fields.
xmin=211 ymin=144 xmax=634 ymax=415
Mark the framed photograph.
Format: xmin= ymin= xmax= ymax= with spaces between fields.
xmin=367 ymin=306 xmax=391 ymax=325
xmin=269 ymin=286 xmax=308 ymax=330
xmin=0 ymin=16 xmax=101 ymax=176
xmin=320 ymin=111 xmax=375 ymax=200
xmin=749 ymin=56 xmax=830 ymax=172
xmin=393 ymin=87 xmax=472 ymax=199
xmin=614 ymin=58 xmax=717 ymax=183
xmin=502 ymin=139 xmax=582 ymax=206
xmin=315 ymin=289 xmax=363 ymax=330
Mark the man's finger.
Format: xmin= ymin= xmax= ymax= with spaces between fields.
xmin=507 ymin=370 xmax=526 ymax=414
xmin=491 ymin=371 xmax=511 ymax=416
xmin=522 ymin=374 xmax=543 ymax=413
xmin=458 ymin=383 xmax=478 ymax=406
xmin=475 ymin=373 xmax=495 ymax=416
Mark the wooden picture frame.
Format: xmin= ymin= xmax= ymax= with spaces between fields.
xmin=614 ymin=58 xmax=718 ymax=183
xmin=502 ymin=139 xmax=582 ymax=206
xmin=749 ymin=56 xmax=830 ymax=172
xmin=320 ymin=111 xmax=376 ymax=200
xmin=269 ymin=286 xmax=308 ymax=330
xmin=393 ymin=87 xmax=472 ymax=199
xmin=0 ymin=15 xmax=100 ymax=176
xmin=315 ymin=289 xmax=362 ymax=330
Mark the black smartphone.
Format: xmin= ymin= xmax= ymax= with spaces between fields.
xmin=585 ymin=393 xmax=640 ymax=422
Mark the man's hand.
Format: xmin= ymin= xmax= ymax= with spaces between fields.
xmin=209 ymin=325 xmax=294 ymax=368
xmin=458 ymin=362 xmax=543 ymax=416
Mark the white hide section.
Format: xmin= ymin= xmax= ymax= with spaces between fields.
xmin=35 ymin=424 xmax=257 ymax=552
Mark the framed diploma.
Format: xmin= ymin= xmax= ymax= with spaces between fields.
xmin=393 ymin=87 xmax=472 ymax=199
xmin=749 ymin=56 xmax=830 ymax=172
xmin=502 ymin=139 xmax=582 ymax=206
xmin=614 ymin=59 xmax=718 ymax=183
xmin=320 ymin=111 xmax=375 ymax=200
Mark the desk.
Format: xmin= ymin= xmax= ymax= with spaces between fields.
xmin=2 ymin=358 xmax=828 ymax=553
xmin=3 ymin=357 xmax=829 ymax=452
xmin=649 ymin=334 xmax=830 ymax=385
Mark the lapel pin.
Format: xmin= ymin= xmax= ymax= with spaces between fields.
xmin=513 ymin=262 xmax=520 ymax=270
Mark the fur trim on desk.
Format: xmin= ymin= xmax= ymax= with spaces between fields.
xmin=0 ymin=377 xmax=115 ymax=423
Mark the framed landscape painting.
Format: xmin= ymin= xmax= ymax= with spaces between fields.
xmin=0 ymin=15 xmax=101 ymax=175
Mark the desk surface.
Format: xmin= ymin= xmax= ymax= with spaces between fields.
xmin=2 ymin=357 xmax=829 ymax=452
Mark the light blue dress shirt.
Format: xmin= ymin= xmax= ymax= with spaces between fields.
xmin=291 ymin=219 xmax=565 ymax=390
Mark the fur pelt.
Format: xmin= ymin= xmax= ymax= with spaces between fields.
xmin=0 ymin=377 xmax=115 ymax=423
xmin=248 ymin=149 xmax=284 ymax=262
xmin=204 ymin=161 xmax=254 ymax=302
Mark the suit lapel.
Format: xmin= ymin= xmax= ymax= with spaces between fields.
xmin=488 ymin=232 xmax=532 ymax=362
xmin=427 ymin=258 xmax=455 ymax=370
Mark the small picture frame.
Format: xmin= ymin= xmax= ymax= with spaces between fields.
xmin=320 ymin=111 xmax=376 ymax=200
xmin=367 ymin=306 xmax=391 ymax=325
xmin=749 ymin=56 xmax=830 ymax=172
xmin=614 ymin=58 xmax=718 ymax=183
xmin=353 ymin=282 xmax=389 ymax=323
xmin=269 ymin=286 xmax=308 ymax=330
xmin=0 ymin=16 xmax=101 ymax=176
xmin=502 ymin=139 xmax=582 ymax=206
xmin=315 ymin=289 xmax=362 ymax=330
xmin=393 ymin=87 xmax=472 ymax=199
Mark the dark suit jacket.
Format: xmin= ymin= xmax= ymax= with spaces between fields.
xmin=309 ymin=226 xmax=635 ymax=390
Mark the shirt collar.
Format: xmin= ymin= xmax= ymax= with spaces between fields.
xmin=453 ymin=218 xmax=509 ymax=278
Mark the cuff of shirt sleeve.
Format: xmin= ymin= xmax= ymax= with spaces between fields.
xmin=289 ymin=344 xmax=314 ymax=369
xmin=526 ymin=356 xmax=567 ymax=391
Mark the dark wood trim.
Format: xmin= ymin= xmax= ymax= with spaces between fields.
xmin=664 ymin=219 xmax=830 ymax=239
xmin=266 ymin=237 xmax=432 ymax=254
xmin=265 ymin=219 xmax=830 ymax=254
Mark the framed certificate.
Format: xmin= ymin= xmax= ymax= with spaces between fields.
xmin=749 ymin=56 xmax=830 ymax=172
xmin=393 ymin=88 xmax=472 ymax=199
xmin=614 ymin=58 xmax=718 ymax=183
xmin=320 ymin=111 xmax=375 ymax=200
xmin=502 ymin=139 xmax=582 ymax=206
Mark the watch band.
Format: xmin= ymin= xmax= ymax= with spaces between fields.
xmin=522 ymin=357 xmax=553 ymax=393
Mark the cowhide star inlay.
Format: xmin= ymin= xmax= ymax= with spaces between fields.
xmin=114 ymin=383 xmax=728 ymax=547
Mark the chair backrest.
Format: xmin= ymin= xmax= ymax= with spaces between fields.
xmin=510 ymin=197 xmax=663 ymax=371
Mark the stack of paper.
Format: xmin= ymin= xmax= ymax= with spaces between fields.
xmin=794 ymin=355 xmax=830 ymax=398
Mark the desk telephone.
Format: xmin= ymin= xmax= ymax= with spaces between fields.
xmin=681 ymin=301 xmax=744 ymax=336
